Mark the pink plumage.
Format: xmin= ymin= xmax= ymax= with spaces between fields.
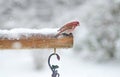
xmin=56 ymin=21 xmax=80 ymax=37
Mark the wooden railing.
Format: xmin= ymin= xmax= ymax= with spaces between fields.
xmin=0 ymin=29 xmax=73 ymax=49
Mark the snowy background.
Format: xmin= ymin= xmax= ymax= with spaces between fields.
xmin=0 ymin=0 xmax=120 ymax=77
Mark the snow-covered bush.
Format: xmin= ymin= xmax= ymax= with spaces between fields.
xmin=74 ymin=0 xmax=120 ymax=61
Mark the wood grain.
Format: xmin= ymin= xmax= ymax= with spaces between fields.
xmin=0 ymin=33 xmax=73 ymax=49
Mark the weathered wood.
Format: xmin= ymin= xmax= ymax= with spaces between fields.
xmin=0 ymin=33 xmax=73 ymax=49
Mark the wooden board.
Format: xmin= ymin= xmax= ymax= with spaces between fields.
xmin=0 ymin=33 xmax=73 ymax=49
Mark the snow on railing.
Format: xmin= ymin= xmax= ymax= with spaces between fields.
xmin=0 ymin=28 xmax=73 ymax=49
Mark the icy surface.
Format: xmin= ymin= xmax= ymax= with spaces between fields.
xmin=0 ymin=28 xmax=58 ymax=39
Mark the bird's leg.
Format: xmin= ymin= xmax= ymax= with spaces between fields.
xmin=62 ymin=33 xmax=72 ymax=36
xmin=62 ymin=33 xmax=69 ymax=36
xmin=69 ymin=33 xmax=72 ymax=35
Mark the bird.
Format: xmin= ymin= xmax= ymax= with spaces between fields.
xmin=55 ymin=21 xmax=80 ymax=37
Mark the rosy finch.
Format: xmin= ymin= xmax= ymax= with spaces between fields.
xmin=55 ymin=21 xmax=80 ymax=37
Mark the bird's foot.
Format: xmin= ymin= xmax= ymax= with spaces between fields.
xmin=62 ymin=33 xmax=72 ymax=36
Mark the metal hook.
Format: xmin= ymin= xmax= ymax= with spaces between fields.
xmin=48 ymin=52 xmax=60 ymax=77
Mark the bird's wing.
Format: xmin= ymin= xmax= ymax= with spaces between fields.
xmin=58 ymin=25 xmax=65 ymax=31
xmin=58 ymin=25 xmax=72 ymax=32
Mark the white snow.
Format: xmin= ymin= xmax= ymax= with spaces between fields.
xmin=0 ymin=50 xmax=120 ymax=77
xmin=0 ymin=0 xmax=120 ymax=77
xmin=0 ymin=28 xmax=58 ymax=39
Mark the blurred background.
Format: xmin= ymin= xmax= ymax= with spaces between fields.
xmin=0 ymin=0 xmax=120 ymax=77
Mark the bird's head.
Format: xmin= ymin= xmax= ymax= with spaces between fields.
xmin=73 ymin=21 xmax=80 ymax=26
xmin=69 ymin=21 xmax=80 ymax=27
